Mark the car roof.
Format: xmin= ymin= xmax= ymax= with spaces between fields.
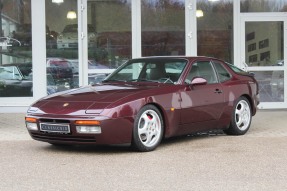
xmin=2 ymin=62 xmax=32 ymax=67
xmin=131 ymin=56 xmax=221 ymax=62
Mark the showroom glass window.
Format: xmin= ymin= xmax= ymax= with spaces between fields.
xmin=87 ymin=0 xmax=131 ymax=81
xmin=0 ymin=0 xmax=32 ymax=97
xmin=241 ymin=0 xmax=287 ymax=12
xmin=197 ymin=0 xmax=233 ymax=63
xmin=245 ymin=21 xmax=283 ymax=68
xmin=45 ymin=0 xmax=78 ymax=94
xmin=141 ymin=0 xmax=185 ymax=56
xmin=240 ymin=0 xmax=286 ymax=103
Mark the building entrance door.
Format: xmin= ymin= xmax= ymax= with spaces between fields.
xmin=240 ymin=16 xmax=287 ymax=109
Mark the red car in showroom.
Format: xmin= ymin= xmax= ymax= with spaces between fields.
xmin=25 ymin=56 xmax=259 ymax=152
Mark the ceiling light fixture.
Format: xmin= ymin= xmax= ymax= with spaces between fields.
xmin=67 ymin=11 xmax=77 ymax=19
xmin=52 ymin=0 xmax=64 ymax=4
xmin=196 ymin=10 xmax=204 ymax=18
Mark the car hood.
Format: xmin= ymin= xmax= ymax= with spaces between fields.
xmin=61 ymin=32 xmax=77 ymax=39
xmin=61 ymin=32 xmax=95 ymax=39
xmin=29 ymin=83 xmax=159 ymax=115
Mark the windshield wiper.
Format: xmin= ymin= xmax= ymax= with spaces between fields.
xmin=102 ymin=79 xmax=126 ymax=83
xmin=126 ymin=79 xmax=139 ymax=82
xmin=103 ymin=78 xmax=173 ymax=84
xmin=124 ymin=78 xmax=157 ymax=82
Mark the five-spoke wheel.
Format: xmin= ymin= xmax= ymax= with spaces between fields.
xmin=224 ymin=97 xmax=252 ymax=135
xmin=132 ymin=105 xmax=163 ymax=152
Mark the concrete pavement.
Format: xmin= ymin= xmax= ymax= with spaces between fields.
xmin=0 ymin=110 xmax=287 ymax=191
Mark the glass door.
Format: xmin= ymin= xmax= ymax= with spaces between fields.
xmin=241 ymin=16 xmax=287 ymax=109
xmin=46 ymin=0 xmax=79 ymax=93
xmin=84 ymin=0 xmax=131 ymax=85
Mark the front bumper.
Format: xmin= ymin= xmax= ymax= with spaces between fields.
xmin=26 ymin=116 xmax=134 ymax=145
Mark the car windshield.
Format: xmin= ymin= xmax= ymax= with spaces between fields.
xmin=63 ymin=25 xmax=78 ymax=33
xmin=63 ymin=24 xmax=95 ymax=33
xmin=104 ymin=59 xmax=187 ymax=84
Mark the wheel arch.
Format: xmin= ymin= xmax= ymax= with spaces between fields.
xmin=240 ymin=94 xmax=255 ymax=115
xmin=131 ymin=102 xmax=166 ymax=151
xmin=142 ymin=102 xmax=168 ymax=137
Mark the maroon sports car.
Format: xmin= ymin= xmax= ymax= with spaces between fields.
xmin=25 ymin=56 xmax=259 ymax=152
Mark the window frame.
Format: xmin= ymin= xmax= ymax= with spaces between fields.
xmin=212 ymin=60 xmax=232 ymax=83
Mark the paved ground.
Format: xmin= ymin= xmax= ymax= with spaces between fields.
xmin=0 ymin=110 xmax=287 ymax=190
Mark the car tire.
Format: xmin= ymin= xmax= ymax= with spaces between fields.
xmin=132 ymin=105 xmax=164 ymax=152
xmin=224 ymin=97 xmax=252 ymax=135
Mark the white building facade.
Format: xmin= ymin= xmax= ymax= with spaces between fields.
xmin=0 ymin=0 xmax=286 ymax=112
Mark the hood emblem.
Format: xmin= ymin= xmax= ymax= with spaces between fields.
xmin=63 ymin=103 xmax=69 ymax=107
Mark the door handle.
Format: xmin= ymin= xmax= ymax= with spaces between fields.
xmin=214 ymin=89 xmax=222 ymax=94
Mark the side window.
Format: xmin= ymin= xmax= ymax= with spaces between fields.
xmin=186 ymin=61 xmax=217 ymax=84
xmin=213 ymin=61 xmax=232 ymax=82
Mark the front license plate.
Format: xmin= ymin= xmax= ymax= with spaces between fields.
xmin=40 ymin=123 xmax=70 ymax=134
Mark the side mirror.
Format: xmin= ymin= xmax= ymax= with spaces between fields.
xmin=191 ymin=77 xmax=207 ymax=86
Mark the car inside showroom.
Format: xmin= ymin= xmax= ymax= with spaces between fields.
xmin=0 ymin=0 xmax=287 ymax=111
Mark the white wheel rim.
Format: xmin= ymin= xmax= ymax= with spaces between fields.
xmin=235 ymin=100 xmax=251 ymax=131
xmin=137 ymin=109 xmax=162 ymax=147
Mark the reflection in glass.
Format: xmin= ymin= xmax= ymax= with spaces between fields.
xmin=87 ymin=0 xmax=131 ymax=83
xmin=141 ymin=0 xmax=185 ymax=56
xmin=57 ymin=24 xmax=78 ymax=49
xmin=197 ymin=0 xmax=233 ymax=63
xmin=0 ymin=0 xmax=32 ymax=97
xmin=0 ymin=64 xmax=32 ymax=97
xmin=245 ymin=22 xmax=283 ymax=67
xmin=46 ymin=0 xmax=78 ymax=94
xmin=252 ymin=71 xmax=284 ymax=102
xmin=241 ymin=0 xmax=287 ymax=12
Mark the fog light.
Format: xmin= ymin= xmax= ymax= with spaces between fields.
xmin=76 ymin=126 xmax=101 ymax=134
xmin=26 ymin=122 xmax=38 ymax=131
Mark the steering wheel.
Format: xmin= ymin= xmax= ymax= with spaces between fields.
xmin=158 ymin=78 xmax=174 ymax=84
